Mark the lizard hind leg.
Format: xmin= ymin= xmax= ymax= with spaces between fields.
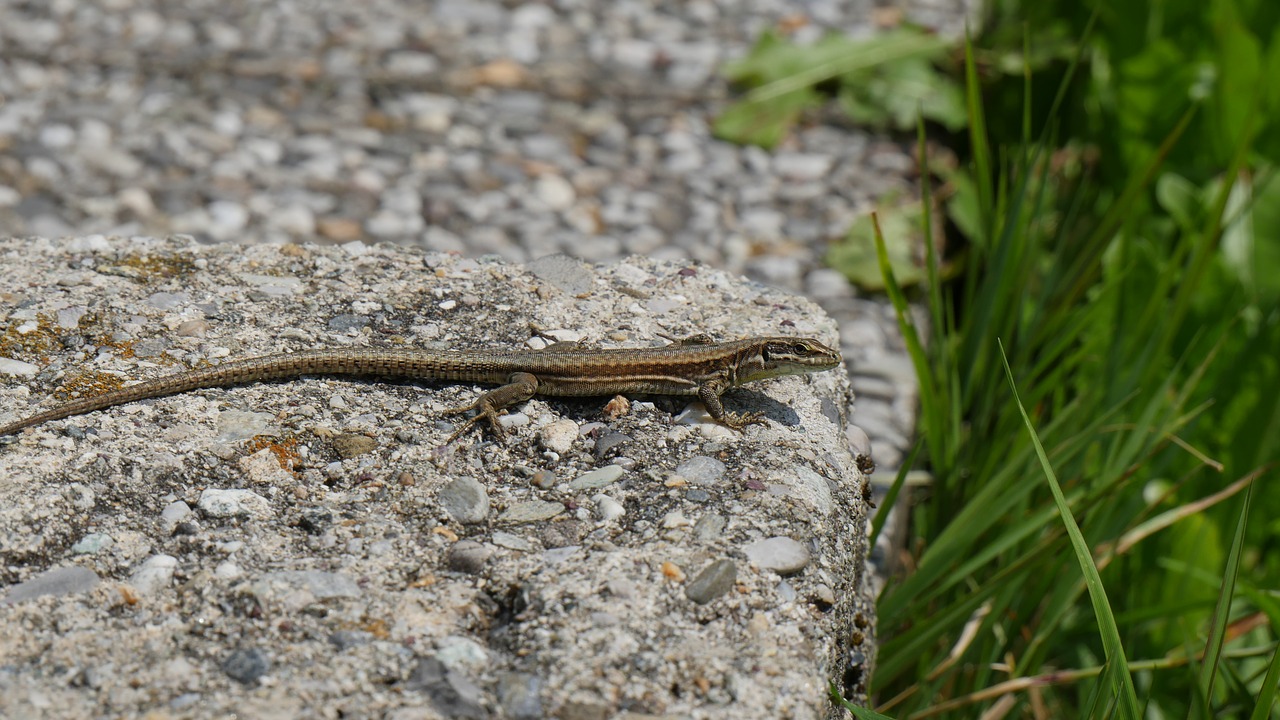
xmin=441 ymin=372 xmax=539 ymax=443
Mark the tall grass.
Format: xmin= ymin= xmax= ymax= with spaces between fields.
xmin=864 ymin=27 xmax=1275 ymax=720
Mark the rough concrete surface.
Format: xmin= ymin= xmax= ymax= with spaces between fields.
xmin=0 ymin=236 xmax=872 ymax=719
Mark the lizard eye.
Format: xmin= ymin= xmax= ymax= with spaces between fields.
xmin=793 ymin=342 xmax=809 ymax=355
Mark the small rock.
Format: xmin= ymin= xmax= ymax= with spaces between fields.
xmin=222 ymin=648 xmax=270 ymax=685
xmin=498 ymin=500 xmax=564 ymax=524
xmin=258 ymin=571 xmax=361 ymax=601
xmin=525 ymin=253 xmax=594 ymax=296
xmin=774 ymin=152 xmax=833 ymax=181
xmin=332 ymin=432 xmax=378 ymax=459
xmin=2 ymin=566 xmax=100 ymax=604
xmin=238 ymin=448 xmax=293 ymax=485
xmin=0 ymin=357 xmax=39 ymax=376
xmin=129 ymin=554 xmax=178 ymax=595
xmin=71 ymin=532 xmax=114 ymax=555
xmin=538 ymin=419 xmax=578 ymax=454
xmin=404 ymin=657 xmax=487 ymax=720
xmin=743 ymin=537 xmax=812 ymax=575
xmin=436 ymin=635 xmax=490 ymax=670
xmin=592 ymin=431 xmax=633 ymax=460
xmin=160 ymin=501 xmax=193 ymax=533
xmin=673 ymin=456 xmax=727 ymax=486
xmin=439 ymin=477 xmax=490 ymax=524
xmin=566 ymin=464 xmax=624 ymax=491
xmin=592 ymin=495 xmax=624 ymax=522
xmin=685 ymin=559 xmax=737 ymax=605
xmin=535 ymin=174 xmax=576 ymax=211
xmin=496 ymin=672 xmax=543 ymax=719
xmin=329 ymin=630 xmax=373 ymax=651
xmin=491 ymin=531 xmax=535 ymax=552
xmin=446 ymin=540 xmax=493 ymax=574
xmin=198 ymin=488 xmax=273 ymax=519
xmin=693 ymin=513 xmax=727 ymax=541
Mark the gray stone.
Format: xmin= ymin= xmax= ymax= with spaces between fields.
xmin=497 ymin=671 xmax=543 ymax=719
xmin=685 ymin=559 xmax=737 ymax=605
xmin=222 ymin=648 xmax=270 ymax=685
xmin=743 ymin=537 xmax=812 ymax=576
xmin=3 ymin=566 xmax=100 ymax=604
xmin=673 ymin=456 xmax=727 ymax=486
xmin=525 ymin=253 xmax=594 ymax=296
xmin=197 ymin=488 xmax=273 ymax=519
xmin=498 ymin=500 xmax=564 ymax=524
xmin=129 ymin=554 xmax=178 ymax=595
xmin=404 ymin=657 xmax=487 ymax=720
xmin=439 ymin=477 xmax=490 ymax=524
xmin=447 ymin=540 xmax=493 ymax=574
xmin=566 ymin=464 xmax=624 ymax=491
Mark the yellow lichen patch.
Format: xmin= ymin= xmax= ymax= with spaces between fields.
xmin=95 ymin=254 xmax=196 ymax=282
xmin=0 ymin=313 xmax=60 ymax=358
xmin=52 ymin=371 xmax=128 ymax=402
xmin=89 ymin=334 xmax=138 ymax=359
xmin=245 ymin=434 xmax=302 ymax=470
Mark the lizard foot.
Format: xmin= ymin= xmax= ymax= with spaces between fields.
xmin=721 ymin=410 xmax=768 ymax=430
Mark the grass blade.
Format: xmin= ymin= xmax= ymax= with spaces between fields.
xmin=998 ymin=339 xmax=1140 ymax=717
xmin=1198 ymin=481 xmax=1253 ymax=702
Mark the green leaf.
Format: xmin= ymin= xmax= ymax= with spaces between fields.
xmin=829 ymin=205 xmax=929 ymax=290
xmin=1154 ymin=172 xmax=1202 ymax=232
xmin=715 ymin=27 xmax=955 ymax=147
xmin=711 ymin=87 xmax=820 ymax=149
xmin=837 ymin=55 xmax=966 ymax=131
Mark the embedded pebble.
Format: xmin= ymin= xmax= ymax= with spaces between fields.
xmin=782 ymin=465 xmax=835 ymax=515
xmin=538 ymin=419 xmax=579 ymax=454
xmin=2 ymin=566 xmax=101 ymax=604
xmin=403 ymin=657 xmax=486 ymax=719
xmin=672 ymin=456 xmax=727 ymax=486
xmin=71 ymin=532 xmax=114 ymax=555
xmin=496 ymin=671 xmax=544 ymax=719
xmin=436 ymin=635 xmax=490 ymax=670
xmin=566 ymin=464 xmax=624 ymax=490
xmin=693 ymin=513 xmax=727 ymax=541
xmin=491 ymin=531 xmax=536 ymax=552
xmin=160 ymin=501 xmax=192 ymax=533
xmin=254 ymin=571 xmax=361 ymax=602
xmin=525 ymin=254 xmax=594 ymax=296
xmin=685 ymin=559 xmax=737 ymax=605
xmin=0 ymin=357 xmax=39 ymax=376
xmin=439 ymin=476 xmax=491 ymax=524
xmin=593 ymin=494 xmax=625 ymax=522
xmin=129 ymin=554 xmax=178 ymax=595
xmin=332 ymin=433 xmax=378 ymax=458
xmin=329 ymin=630 xmax=373 ymax=651
xmin=222 ymin=648 xmax=271 ymax=685
xmin=197 ymin=489 xmax=273 ymax=519
xmin=498 ymin=500 xmax=564 ymax=524
xmin=447 ymin=540 xmax=493 ymax=574
xmin=743 ymin=537 xmax=812 ymax=576
xmin=238 ymin=448 xmax=293 ymax=485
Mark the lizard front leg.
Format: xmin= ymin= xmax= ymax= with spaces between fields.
xmin=697 ymin=379 xmax=766 ymax=430
xmin=442 ymin=372 xmax=539 ymax=443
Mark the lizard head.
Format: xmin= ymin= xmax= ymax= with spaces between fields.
xmin=737 ymin=337 xmax=842 ymax=383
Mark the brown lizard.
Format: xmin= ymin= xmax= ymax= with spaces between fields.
xmin=0 ymin=335 xmax=842 ymax=442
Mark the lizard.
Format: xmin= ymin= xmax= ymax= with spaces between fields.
xmin=0 ymin=335 xmax=842 ymax=443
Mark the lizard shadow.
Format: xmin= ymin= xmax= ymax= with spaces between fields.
xmin=547 ymin=388 xmax=803 ymax=427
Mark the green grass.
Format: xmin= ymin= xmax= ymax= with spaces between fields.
xmin=717 ymin=1 xmax=1280 ymax=716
